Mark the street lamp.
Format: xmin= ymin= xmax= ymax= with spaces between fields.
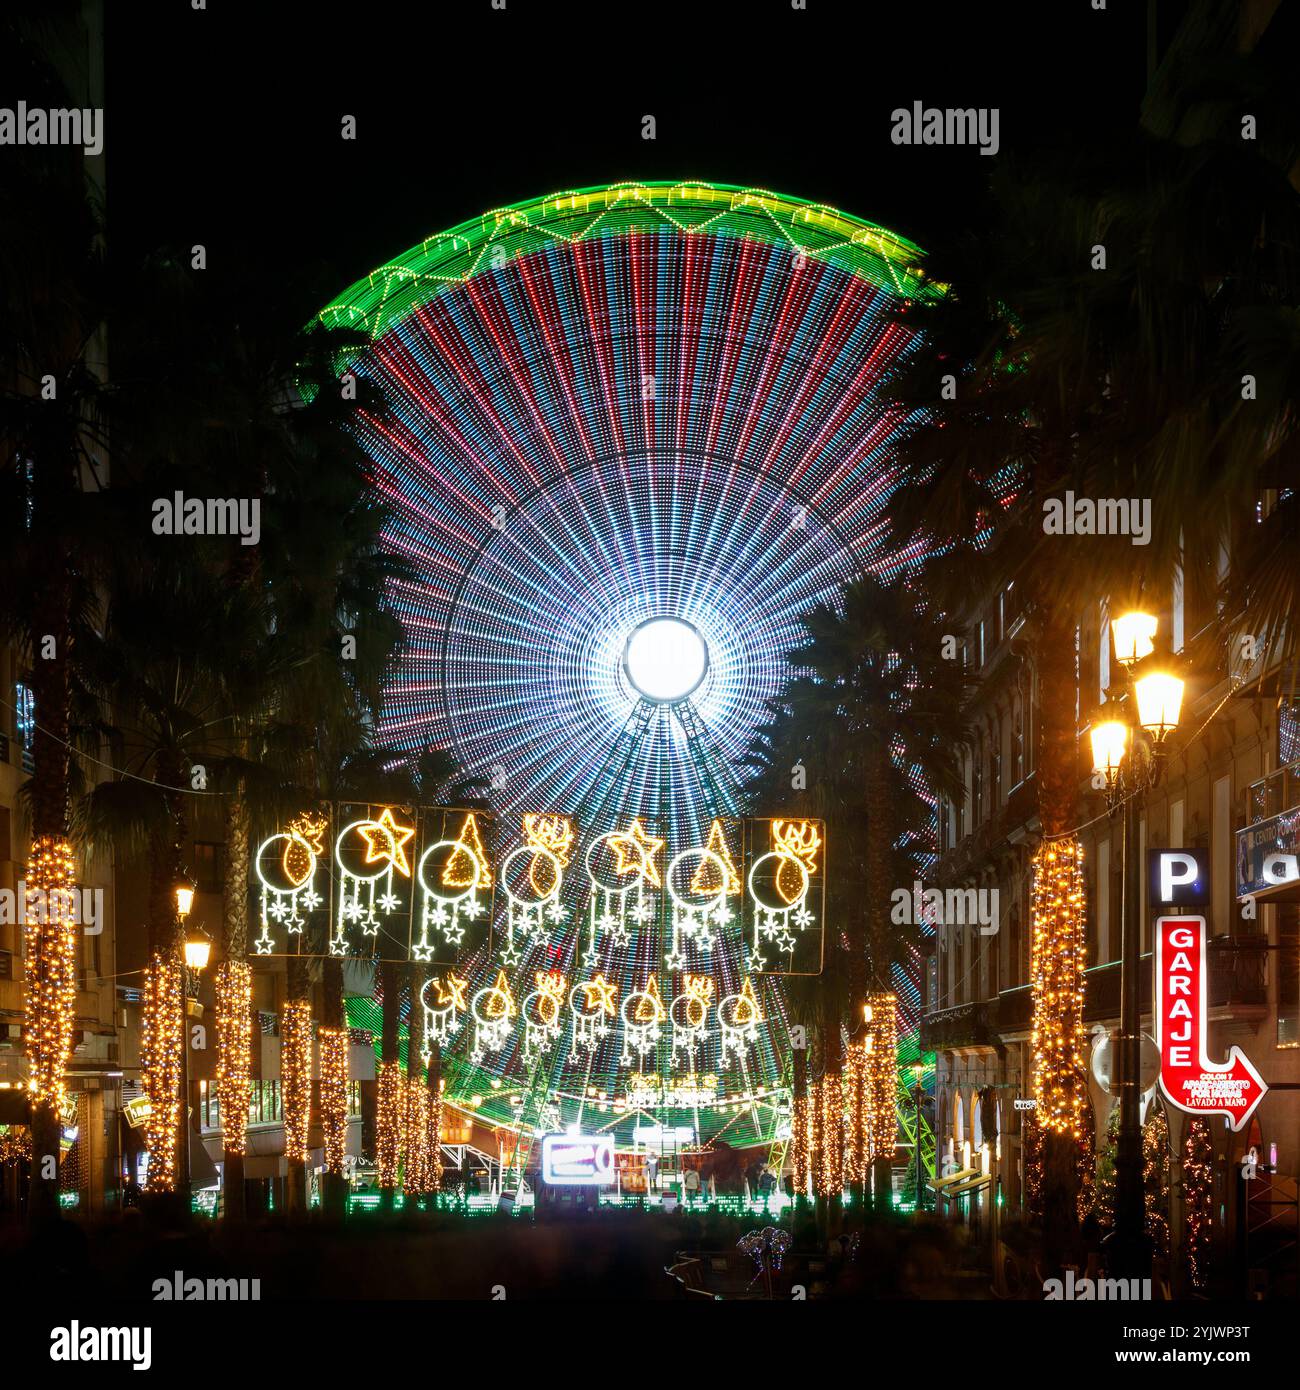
xmin=1091 ymin=610 xmax=1185 ymax=1279
xmin=1110 ymin=611 xmax=1158 ymax=667
xmin=174 ymin=875 xmax=209 ymax=1208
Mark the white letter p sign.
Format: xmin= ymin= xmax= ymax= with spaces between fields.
xmin=1159 ymin=851 xmax=1198 ymax=903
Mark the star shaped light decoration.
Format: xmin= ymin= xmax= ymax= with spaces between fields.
xmin=578 ymin=974 xmax=618 ymax=1016
xmin=432 ymin=972 xmax=469 ymax=1012
xmin=359 ymin=807 xmax=416 ymax=877
xmin=608 ymin=817 xmax=664 ymax=888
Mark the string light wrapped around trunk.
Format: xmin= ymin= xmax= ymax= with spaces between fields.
xmin=844 ymin=1037 xmax=868 ymax=1186
xmin=815 ymin=1071 xmax=844 ymax=1197
xmin=1143 ymin=1105 xmax=1170 ymax=1261
xmin=1030 ymin=839 xmax=1086 ymax=1139
xmin=1182 ymin=1118 xmax=1213 ymax=1291
xmin=792 ymin=1072 xmax=811 ymax=1198
xmin=865 ymin=992 xmax=898 ymax=1163
xmin=318 ymin=1026 xmax=350 ymax=1176
xmin=280 ymin=999 xmax=313 ymax=1165
xmin=428 ymin=1076 xmax=443 ymax=1194
xmin=808 ymin=1074 xmax=824 ymax=1196
xmin=23 ymin=835 xmax=80 ymax=1113
xmin=214 ymin=960 xmax=252 ymax=1157
xmin=376 ymin=1060 xmax=405 ymax=1190
xmin=403 ymin=1075 xmax=432 ymax=1194
xmin=141 ymin=950 xmax=183 ymax=1191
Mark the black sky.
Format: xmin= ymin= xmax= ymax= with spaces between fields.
xmin=103 ymin=0 xmax=1174 ymax=310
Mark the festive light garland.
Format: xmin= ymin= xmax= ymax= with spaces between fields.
xmin=22 ymin=835 xmax=80 ymax=1112
xmin=1029 ymin=840 xmax=1087 ymax=1138
xmin=319 ymin=1025 xmax=350 ymax=1175
xmin=865 ymin=993 xmax=898 ymax=1165
xmin=792 ymin=1077 xmax=812 ymax=1198
xmin=429 ymin=1072 xmax=443 ymax=1195
xmin=375 ymin=1060 xmax=405 ymax=1190
xmin=281 ymin=999 xmax=313 ymax=1165
xmin=140 ymin=950 xmax=183 ymax=1191
xmin=404 ymin=1071 xmax=433 ymax=1195
xmin=0 ymin=1127 xmax=33 ymax=1166
xmin=816 ymin=1068 xmax=845 ymax=1198
xmin=844 ymin=1036 xmax=868 ymax=1186
xmin=214 ymin=960 xmax=252 ymax=1156
xmin=1143 ymin=1105 xmax=1171 ymax=1261
xmin=1182 ymin=1118 xmax=1213 ymax=1291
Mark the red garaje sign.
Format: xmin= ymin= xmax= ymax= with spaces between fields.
xmin=1154 ymin=915 xmax=1266 ymax=1132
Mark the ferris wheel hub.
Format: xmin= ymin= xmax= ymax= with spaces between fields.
xmin=622 ymin=616 xmax=708 ymax=704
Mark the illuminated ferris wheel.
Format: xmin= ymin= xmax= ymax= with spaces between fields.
xmin=318 ymin=182 xmax=937 ymax=1154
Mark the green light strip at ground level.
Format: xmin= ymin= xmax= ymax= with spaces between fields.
xmin=317 ymin=180 xmax=938 ymax=344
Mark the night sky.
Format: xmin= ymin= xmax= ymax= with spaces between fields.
xmin=104 ymin=0 xmax=1171 ymax=314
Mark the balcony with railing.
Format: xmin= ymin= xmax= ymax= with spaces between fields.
xmin=928 ymin=942 xmax=1267 ymax=1049
xmin=1238 ymin=760 xmax=1300 ymax=900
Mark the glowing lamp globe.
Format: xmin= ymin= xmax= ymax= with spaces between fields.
xmin=183 ymin=936 xmax=211 ymax=971
xmin=1134 ymin=671 xmax=1184 ymax=743
xmin=1090 ymin=719 xmax=1129 ymax=782
xmin=1111 ymin=611 xmax=1157 ymax=667
xmin=622 ymin=617 xmax=708 ymax=703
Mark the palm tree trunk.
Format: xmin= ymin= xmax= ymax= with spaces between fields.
xmin=404 ymin=965 xmax=426 ymax=1205
xmin=284 ymin=957 xmax=311 ymax=1215
xmin=217 ymin=793 xmax=251 ymax=1219
xmin=1030 ymin=598 xmax=1085 ymax=1268
xmin=319 ymin=956 xmax=349 ymax=1219
xmin=24 ymin=547 xmax=75 ymax=1224
xmin=427 ymin=1040 xmax=442 ymax=1210
xmin=142 ymin=755 xmax=187 ymax=1209
xmin=862 ymin=742 xmax=894 ymax=1009
xmin=791 ymin=1040 xmax=809 ymax=1208
xmin=377 ymin=959 xmax=405 ymax=1210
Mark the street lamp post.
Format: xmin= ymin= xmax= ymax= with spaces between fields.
xmin=1091 ymin=611 xmax=1184 ymax=1280
xmin=175 ymin=878 xmax=211 ymax=1210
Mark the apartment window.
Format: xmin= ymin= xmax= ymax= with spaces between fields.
xmin=972 ymin=735 xmax=984 ymax=826
xmin=1213 ymin=775 xmax=1231 ymax=936
xmin=1099 ymin=600 xmax=1111 ymax=703
xmin=990 ymin=716 xmax=1002 ymax=810
xmin=15 ymin=682 xmax=35 ymax=774
xmin=1281 ymin=701 xmax=1300 ymax=767
xmin=193 ymin=841 xmax=222 ymax=896
xmin=1173 ymin=544 xmax=1185 ymax=654
xmin=1008 ymin=907 xmax=1021 ymax=988
xmin=249 ymin=1079 xmax=282 ymax=1125
xmin=1011 ymin=696 xmax=1024 ymax=786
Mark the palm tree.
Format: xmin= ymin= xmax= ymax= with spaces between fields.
xmin=0 ymin=27 xmax=108 ymax=1223
xmin=74 ymin=545 xmax=272 ymax=1203
xmin=744 ymin=573 xmax=967 ymax=1214
xmin=878 ymin=52 xmax=1300 ymax=1261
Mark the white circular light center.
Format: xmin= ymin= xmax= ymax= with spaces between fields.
xmin=623 ymin=617 xmax=708 ymax=703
